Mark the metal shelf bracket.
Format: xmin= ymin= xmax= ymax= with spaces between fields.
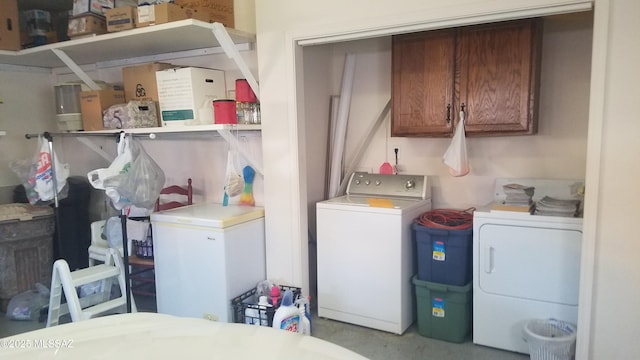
xmin=51 ymin=48 xmax=102 ymax=90
xmin=211 ymin=22 xmax=260 ymax=100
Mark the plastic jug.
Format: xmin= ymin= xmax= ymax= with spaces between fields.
xmin=272 ymin=289 xmax=300 ymax=333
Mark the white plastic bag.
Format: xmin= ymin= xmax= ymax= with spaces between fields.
xmin=6 ymin=283 xmax=49 ymax=321
xmin=442 ymin=111 xmax=470 ymax=177
xmin=87 ymin=133 xmax=135 ymax=190
xmin=10 ymin=137 xmax=69 ymax=205
xmin=222 ymin=149 xmax=244 ymax=206
xmin=113 ymin=141 xmax=165 ymax=210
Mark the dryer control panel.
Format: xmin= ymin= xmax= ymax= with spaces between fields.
xmin=346 ymin=172 xmax=430 ymax=199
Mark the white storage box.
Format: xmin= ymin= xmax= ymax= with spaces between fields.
xmin=155 ymin=67 xmax=227 ymax=126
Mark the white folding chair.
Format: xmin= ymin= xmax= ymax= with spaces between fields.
xmin=88 ymin=219 xmax=128 ymax=266
xmin=47 ymin=248 xmax=136 ymax=327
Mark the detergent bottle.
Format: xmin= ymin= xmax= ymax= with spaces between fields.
xmin=245 ymin=295 xmax=272 ymax=325
xmin=295 ymin=296 xmax=312 ymax=336
xmin=257 ymin=296 xmax=272 ymax=326
xmin=272 ymin=289 xmax=300 ymax=333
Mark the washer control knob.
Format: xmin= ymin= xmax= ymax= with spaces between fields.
xmin=354 ymin=179 xmax=361 ymax=185
xmin=375 ymin=180 xmax=382 ymax=186
xmin=365 ymin=180 xmax=371 ymax=185
xmin=405 ymin=179 xmax=416 ymax=190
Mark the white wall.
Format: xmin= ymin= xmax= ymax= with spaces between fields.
xmin=582 ymin=0 xmax=640 ymax=358
xmin=0 ymin=69 xmax=56 ymax=203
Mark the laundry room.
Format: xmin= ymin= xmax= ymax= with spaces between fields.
xmin=2 ymin=0 xmax=640 ymax=359
xmin=297 ymin=8 xmax=593 ymax=356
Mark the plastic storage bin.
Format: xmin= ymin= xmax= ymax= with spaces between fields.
xmin=232 ymin=285 xmax=302 ymax=326
xmin=413 ymin=223 xmax=473 ymax=286
xmin=0 ymin=204 xmax=54 ymax=312
xmin=412 ymin=275 xmax=472 ymax=343
xmin=523 ymin=318 xmax=577 ymax=360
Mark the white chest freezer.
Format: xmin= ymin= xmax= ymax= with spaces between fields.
xmin=151 ymin=203 xmax=266 ymax=322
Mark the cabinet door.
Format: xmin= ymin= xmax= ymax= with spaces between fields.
xmin=392 ymin=29 xmax=456 ymax=137
xmin=457 ymin=19 xmax=542 ymax=136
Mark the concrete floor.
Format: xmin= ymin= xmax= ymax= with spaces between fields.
xmin=1 ymin=295 xmax=528 ymax=360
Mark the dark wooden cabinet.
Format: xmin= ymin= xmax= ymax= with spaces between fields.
xmin=392 ymin=19 xmax=542 ymax=137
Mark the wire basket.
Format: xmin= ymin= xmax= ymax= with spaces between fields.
xmin=132 ymin=239 xmax=153 ymax=259
xmin=231 ymin=285 xmax=302 ymax=327
xmin=523 ymin=318 xmax=577 ymax=360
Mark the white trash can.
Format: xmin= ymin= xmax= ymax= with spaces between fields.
xmin=523 ymin=318 xmax=577 ymax=360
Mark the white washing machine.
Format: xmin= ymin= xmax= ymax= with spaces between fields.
xmin=316 ymin=172 xmax=431 ymax=334
xmin=473 ymin=178 xmax=583 ymax=354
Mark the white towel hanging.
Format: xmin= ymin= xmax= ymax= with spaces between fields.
xmin=442 ymin=110 xmax=470 ymax=177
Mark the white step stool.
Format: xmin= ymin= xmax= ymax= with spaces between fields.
xmin=46 ymin=247 xmax=137 ymax=327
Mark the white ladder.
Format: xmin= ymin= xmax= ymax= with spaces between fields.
xmin=46 ymin=248 xmax=137 ymax=327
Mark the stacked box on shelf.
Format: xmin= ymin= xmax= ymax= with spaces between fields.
xmin=175 ymin=0 xmax=234 ymax=28
xmin=0 ymin=0 xmax=20 ymax=50
xmin=135 ymin=3 xmax=210 ymax=28
xmin=68 ymin=13 xmax=107 ymax=38
xmin=105 ymin=6 xmax=136 ymax=32
xmin=155 ymin=66 xmax=227 ymax=126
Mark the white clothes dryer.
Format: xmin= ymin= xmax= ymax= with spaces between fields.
xmin=473 ymin=178 xmax=584 ymax=354
xmin=316 ymin=172 xmax=432 ymax=334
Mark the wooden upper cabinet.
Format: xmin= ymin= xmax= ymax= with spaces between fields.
xmin=392 ymin=19 xmax=542 ymax=137
xmin=392 ymin=29 xmax=456 ymax=137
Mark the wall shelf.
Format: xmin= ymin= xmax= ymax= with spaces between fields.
xmin=0 ymin=19 xmax=256 ymax=68
xmin=9 ymin=20 xmax=262 ymax=173
xmin=68 ymin=124 xmax=261 ymax=135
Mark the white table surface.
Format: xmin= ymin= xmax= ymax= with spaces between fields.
xmin=0 ymin=313 xmax=370 ymax=360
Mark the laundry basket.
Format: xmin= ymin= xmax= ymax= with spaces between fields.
xmin=523 ymin=318 xmax=577 ymax=360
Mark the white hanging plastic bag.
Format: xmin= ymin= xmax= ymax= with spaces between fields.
xmin=223 ymin=149 xmax=244 ymax=206
xmin=87 ymin=133 xmax=134 ymax=190
xmin=32 ymin=136 xmax=70 ymax=201
xmin=111 ymin=139 xmax=165 ymax=210
xmin=10 ymin=136 xmax=69 ymax=204
xmin=31 ymin=136 xmax=70 ymax=202
xmin=442 ymin=112 xmax=470 ymax=177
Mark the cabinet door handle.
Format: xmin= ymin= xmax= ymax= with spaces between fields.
xmin=446 ymin=104 xmax=451 ymax=123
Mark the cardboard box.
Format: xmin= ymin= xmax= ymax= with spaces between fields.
xmin=68 ymin=14 xmax=107 ymax=38
xmin=0 ymin=0 xmax=21 ymax=51
xmin=72 ymin=0 xmax=115 ymax=17
xmin=156 ymin=67 xmax=226 ymax=126
xmin=175 ymin=0 xmax=234 ymax=28
xmin=116 ymin=0 xmax=138 ymax=8
xmin=137 ymin=0 xmax=172 ymax=4
xmin=123 ymin=62 xmax=174 ymax=102
xmin=73 ymin=0 xmax=135 ymax=16
xmin=80 ymin=89 xmax=125 ymax=131
xmin=105 ymin=6 xmax=135 ymax=32
xmin=135 ymin=3 xmax=188 ymax=27
xmin=103 ymin=100 xmax=159 ymax=129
